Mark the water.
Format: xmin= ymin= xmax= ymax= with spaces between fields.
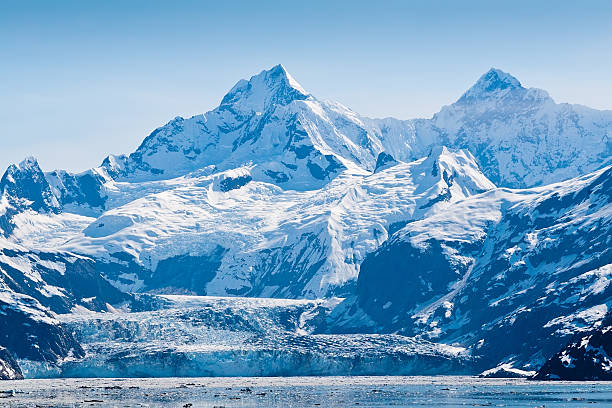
xmin=0 ymin=376 xmax=611 ymax=407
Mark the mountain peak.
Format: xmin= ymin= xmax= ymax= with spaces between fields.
xmin=475 ymin=68 xmax=522 ymax=91
xmin=219 ymin=64 xmax=310 ymax=113
xmin=418 ymin=146 xmax=495 ymax=193
xmin=2 ymin=156 xmax=43 ymax=184
xmin=0 ymin=156 xmax=60 ymax=217
xmin=16 ymin=156 xmax=40 ymax=171
xmin=268 ymin=64 xmax=301 ymax=85
xmin=458 ymin=68 xmax=523 ymax=102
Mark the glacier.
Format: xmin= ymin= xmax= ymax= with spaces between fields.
xmin=18 ymin=294 xmax=468 ymax=378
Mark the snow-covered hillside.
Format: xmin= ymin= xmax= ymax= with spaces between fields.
xmin=535 ymin=308 xmax=612 ymax=380
xmin=330 ymin=165 xmax=612 ymax=373
xmin=48 ymin=146 xmax=491 ymax=298
xmin=0 ymin=139 xmax=495 ymax=299
xmin=370 ymin=68 xmax=612 ymax=187
xmin=0 ymin=237 xmax=131 ymax=376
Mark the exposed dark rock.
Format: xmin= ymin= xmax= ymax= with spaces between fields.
xmin=374 ymin=152 xmax=397 ymax=173
xmin=0 ymin=346 xmax=23 ymax=380
xmin=219 ymin=174 xmax=252 ymax=192
xmin=535 ymin=311 xmax=612 ymax=380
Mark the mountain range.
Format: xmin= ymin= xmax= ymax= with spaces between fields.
xmin=0 ymin=64 xmax=610 ymax=379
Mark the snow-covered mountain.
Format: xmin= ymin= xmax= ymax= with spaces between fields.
xmin=93 ymin=65 xmax=612 ymax=190
xmin=371 ymin=68 xmax=612 ymax=187
xmin=2 ymin=65 xmax=609 ymax=297
xmin=2 ymin=147 xmax=492 ymax=299
xmin=0 ymin=237 xmax=131 ymax=377
xmin=535 ymin=308 xmax=612 ymax=380
xmin=0 ymin=64 xmax=610 ymax=378
xmin=330 ymin=165 xmax=612 ymax=373
xmin=100 ymin=64 xmax=376 ymax=190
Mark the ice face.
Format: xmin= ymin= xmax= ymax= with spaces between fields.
xmin=11 ymin=294 xmax=469 ymax=378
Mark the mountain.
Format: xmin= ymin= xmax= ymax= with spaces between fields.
xmin=0 ymin=64 xmax=610 ymax=379
xmin=430 ymin=68 xmax=612 ymax=187
xmin=51 ymin=146 xmax=493 ymax=298
xmin=100 ymin=65 xmax=612 ymax=190
xmin=3 ymin=65 xmax=609 ymax=298
xmin=329 ymin=164 xmax=612 ymax=373
xmin=371 ymin=68 xmax=612 ymax=187
xmin=0 ymin=157 xmax=109 ymax=239
xmin=100 ymin=64 xmax=375 ymax=190
xmin=0 ymin=237 xmax=131 ymax=377
xmin=0 ymin=157 xmax=60 ymax=236
xmin=535 ymin=308 xmax=612 ymax=380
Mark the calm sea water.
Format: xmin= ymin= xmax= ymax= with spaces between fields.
xmin=0 ymin=376 xmax=611 ymax=407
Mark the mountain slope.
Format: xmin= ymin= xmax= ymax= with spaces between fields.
xmin=534 ymin=308 xmax=612 ymax=380
xmin=0 ymin=236 xmax=132 ymax=376
xmin=45 ymin=147 xmax=492 ymax=298
xmin=330 ymin=165 xmax=612 ymax=372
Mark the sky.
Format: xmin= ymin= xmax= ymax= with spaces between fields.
xmin=1 ymin=0 xmax=611 ymax=173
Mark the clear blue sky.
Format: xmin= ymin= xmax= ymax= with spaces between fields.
xmin=1 ymin=0 xmax=611 ymax=173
